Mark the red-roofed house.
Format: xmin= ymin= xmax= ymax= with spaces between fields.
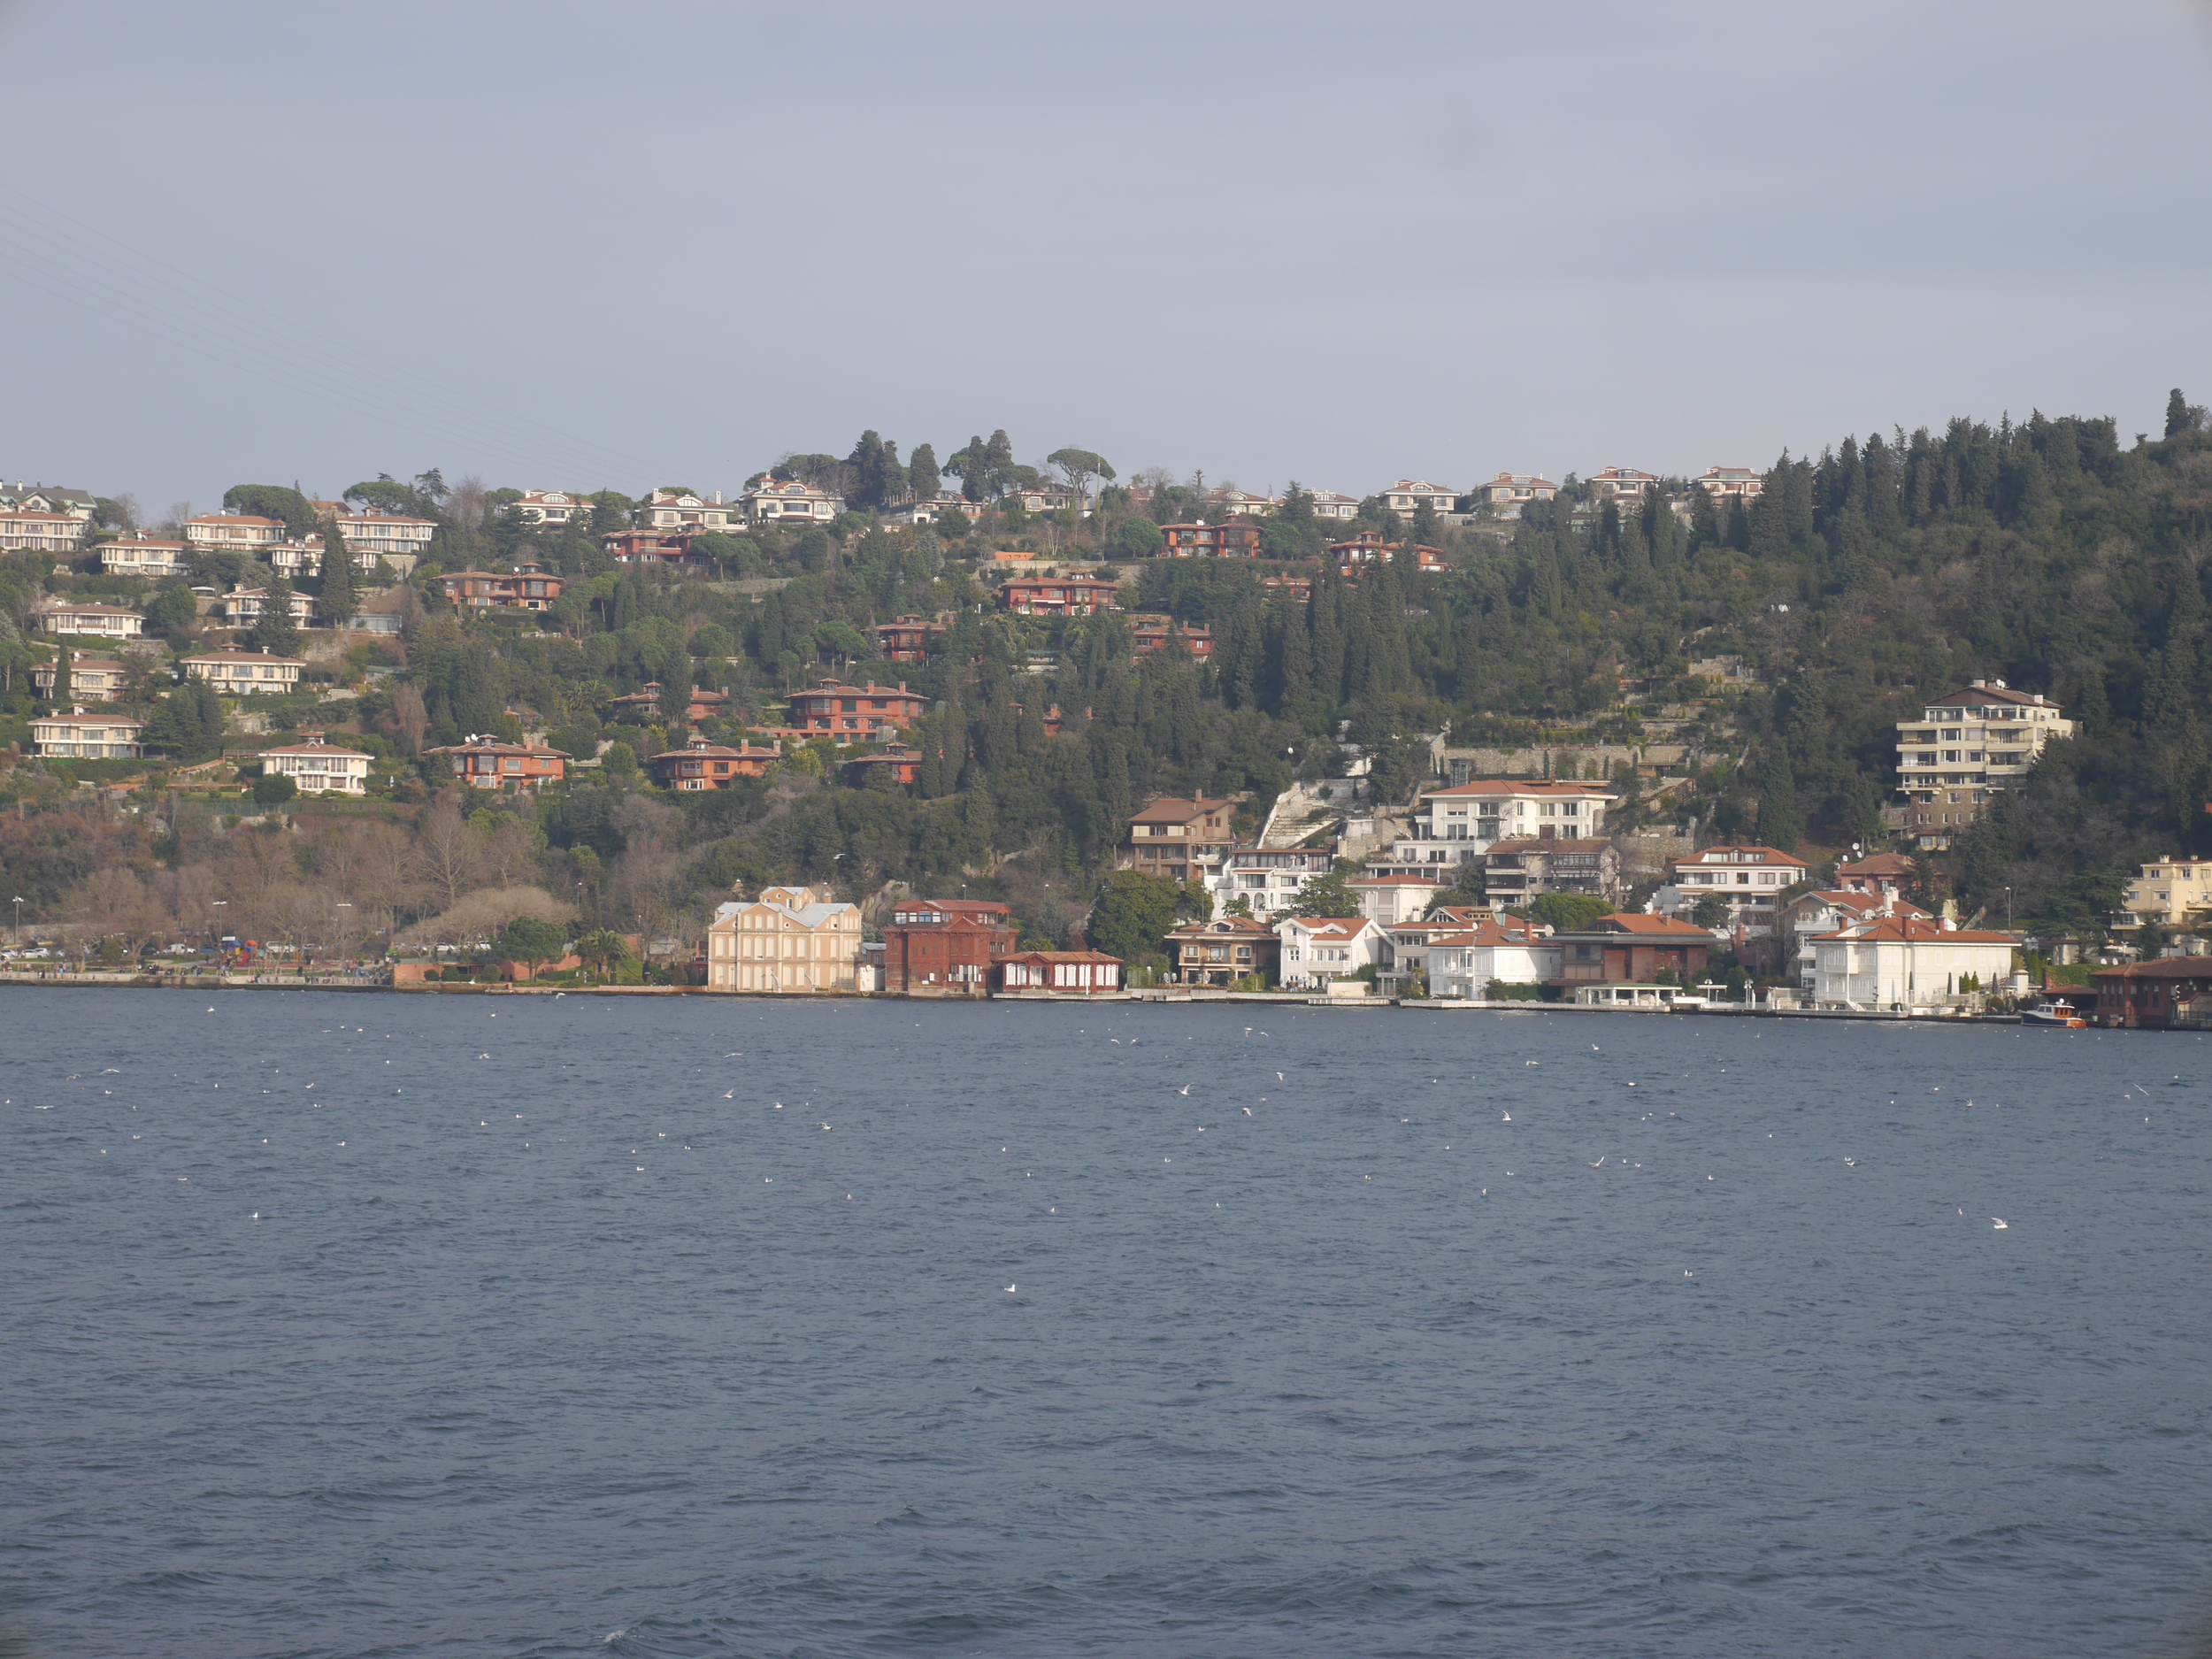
xmin=1001 ymin=575 xmax=1122 ymax=616
xmin=1426 ymin=915 xmax=1559 ymax=999
xmin=1128 ymin=615 xmax=1212 ymax=660
xmin=1589 ymin=467 xmax=1660 ymax=503
xmin=1808 ymin=917 xmax=2019 ymax=1010
xmin=1156 ymin=521 xmax=1263 ymax=557
xmin=874 ymin=613 xmax=949 ymax=660
xmin=1836 ymin=852 xmax=1916 ymax=896
xmin=841 ymin=743 xmax=921 ymax=787
xmin=1379 ymin=480 xmax=1459 ymax=519
xmin=259 ymin=731 xmax=373 ymax=795
xmin=1274 ymin=915 xmax=1384 ymax=990
xmin=786 ymin=680 xmax=926 ymax=742
xmin=2090 ymin=956 xmax=2212 ymax=1029
xmin=424 ymin=737 xmax=572 ymax=793
xmin=1329 ymin=533 xmax=1444 ymax=575
xmin=646 ymin=735 xmax=780 ymax=790
xmin=1662 ymin=844 xmax=1810 ymax=944
xmin=1784 ymin=889 xmax=1930 ymax=993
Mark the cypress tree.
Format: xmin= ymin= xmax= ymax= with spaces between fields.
xmin=318 ymin=517 xmax=357 ymax=626
xmin=1756 ymin=746 xmax=1804 ymax=854
xmin=49 ymin=650 xmax=71 ymax=703
xmin=252 ymin=576 xmax=302 ymax=658
xmin=2168 ymin=388 xmax=2193 ymax=440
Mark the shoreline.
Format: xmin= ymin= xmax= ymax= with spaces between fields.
xmin=0 ymin=970 xmax=2061 ymax=1023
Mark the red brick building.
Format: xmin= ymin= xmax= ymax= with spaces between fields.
xmin=882 ymin=898 xmax=1018 ymax=995
xmin=439 ymin=563 xmax=565 ymax=611
xmin=873 ymin=614 xmax=949 ymax=661
xmin=646 ymin=735 xmax=781 ymax=790
xmin=1001 ymin=575 xmax=1123 ymax=616
xmin=1157 ymin=521 xmax=1263 ymax=557
xmin=842 ymin=743 xmax=922 ymax=787
xmin=2091 ymin=957 xmax=2212 ymax=1028
xmin=1129 ymin=615 xmax=1213 ymax=660
xmin=786 ymin=680 xmax=927 ymax=742
xmin=606 ymin=682 xmax=733 ymax=724
xmin=425 ymin=737 xmax=572 ymax=792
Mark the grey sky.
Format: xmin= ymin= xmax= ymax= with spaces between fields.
xmin=4 ymin=0 xmax=2208 ymax=512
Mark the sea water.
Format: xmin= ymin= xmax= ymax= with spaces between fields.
xmin=4 ymin=990 xmax=2209 ymax=1656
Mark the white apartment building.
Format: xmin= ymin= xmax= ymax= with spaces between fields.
xmin=97 ymin=535 xmax=188 ymax=579
xmin=1808 ymin=917 xmax=2018 ymax=1010
xmin=185 ymin=512 xmax=286 ymax=549
xmin=638 ymin=490 xmax=738 ymax=532
xmin=1350 ymin=874 xmax=1449 ymax=926
xmin=31 ymin=712 xmax=143 ymax=759
xmin=2123 ymin=857 xmax=2212 ymax=930
xmin=738 ymin=480 xmax=845 ymax=524
xmin=1202 ymin=847 xmax=1336 ymax=918
xmin=0 ymin=511 xmax=86 ymax=552
xmin=1370 ymin=780 xmax=1616 ymax=875
xmin=36 ymin=602 xmax=144 ymax=639
xmin=1893 ymin=680 xmax=2071 ymax=841
xmin=265 ymin=537 xmax=327 ymax=579
xmin=1657 ymin=844 xmax=1811 ymax=946
xmin=181 ymin=650 xmax=305 ymax=694
xmin=219 ymin=585 xmax=317 ymax=628
xmin=1274 ymin=916 xmax=1385 ymax=989
xmin=259 ymin=732 xmax=372 ymax=795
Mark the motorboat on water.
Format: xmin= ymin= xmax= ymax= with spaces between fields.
xmin=2021 ymin=998 xmax=2086 ymax=1027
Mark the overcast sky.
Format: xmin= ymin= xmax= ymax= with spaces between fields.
xmin=3 ymin=0 xmax=2208 ymax=513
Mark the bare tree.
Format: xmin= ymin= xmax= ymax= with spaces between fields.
xmin=381 ymin=683 xmax=430 ymax=758
xmin=415 ymin=795 xmax=484 ymax=906
xmin=351 ymin=820 xmax=425 ymax=948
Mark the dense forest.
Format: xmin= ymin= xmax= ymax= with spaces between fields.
xmin=3 ymin=393 xmax=2209 ymax=964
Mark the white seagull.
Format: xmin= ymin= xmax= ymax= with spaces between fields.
xmin=1991 ymin=1217 xmax=2009 ymax=1230
xmin=1005 ymin=1284 xmax=1017 ymax=1294
xmin=1241 ymin=1107 xmax=1253 ymax=1117
xmin=1176 ymin=1084 xmax=1193 ymax=1095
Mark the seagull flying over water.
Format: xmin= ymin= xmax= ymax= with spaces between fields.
xmin=1992 ymin=1217 xmax=2009 ymax=1230
xmin=1242 ymin=1107 xmax=1252 ymax=1116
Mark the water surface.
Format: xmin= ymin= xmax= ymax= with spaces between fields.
xmin=4 ymin=991 xmax=2210 ymax=1655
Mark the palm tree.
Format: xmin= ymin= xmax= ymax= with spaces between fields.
xmin=572 ymin=927 xmax=634 ymax=983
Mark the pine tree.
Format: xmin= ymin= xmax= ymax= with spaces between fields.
xmin=2168 ymin=388 xmax=2193 ymax=440
xmin=1756 ymin=746 xmax=1804 ymax=853
xmin=908 ymin=443 xmax=939 ymax=503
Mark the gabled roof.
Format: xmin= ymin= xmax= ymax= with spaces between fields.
xmin=1279 ymin=917 xmax=1375 ymax=940
xmin=2092 ymin=956 xmax=2212 ymax=979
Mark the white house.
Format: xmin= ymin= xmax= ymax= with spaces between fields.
xmin=97 ymin=534 xmax=188 ymax=579
xmin=1379 ymin=480 xmax=1460 ymax=519
xmin=1809 ymin=917 xmax=2018 ymax=1010
xmin=35 ymin=602 xmax=143 ymax=639
xmin=31 ymin=712 xmax=143 ymax=758
xmin=638 ymin=489 xmax=738 ymax=532
xmin=703 ymin=885 xmax=863 ymax=994
xmin=1274 ymin=915 xmax=1385 ymax=989
xmin=1302 ymin=489 xmax=1362 ymax=520
xmin=329 ymin=512 xmax=436 ymax=565
xmin=1425 ymin=915 xmax=1561 ymax=999
xmin=259 ymin=732 xmax=372 ymax=795
xmin=1781 ymin=889 xmax=1929 ymax=992
xmin=1473 ymin=473 xmax=1557 ymax=516
xmin=0 ymin=511 xmax=86 ymax=552
xmin=1350 ymin=874 xmax=1448 ymax=926
xmin=509 ymin=489 xmax=593 ymax=526
xmin=219 ymin=585 xmax=317 ymax=628
xmin=738 ymin=480 xmax=845 ymax=524
xmin=1202 ymin=847 xmax=1336 ymax=919
xmin=184 ymin=512 xmax=286 ymax=549
xmin=1694 ymin=466 xmax=1763 ymax=504
xmin=0 ymin=484 xmax=96 ymax=518
xmin=1370 ymin=780 xmax=1616 ymax=875
xmin=181 ymin=650 xmax=305 ymax=695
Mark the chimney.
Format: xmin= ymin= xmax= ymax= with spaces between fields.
xmin=1970 ymin=678 xmax=1985 ymax=688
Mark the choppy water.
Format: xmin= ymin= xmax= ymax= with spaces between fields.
xmin=4 ymin=990 xmax=2212 ymax=1657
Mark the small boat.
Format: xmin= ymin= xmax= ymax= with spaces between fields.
xmin=2021 ymin=998 xmax=2086 ymax=1028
